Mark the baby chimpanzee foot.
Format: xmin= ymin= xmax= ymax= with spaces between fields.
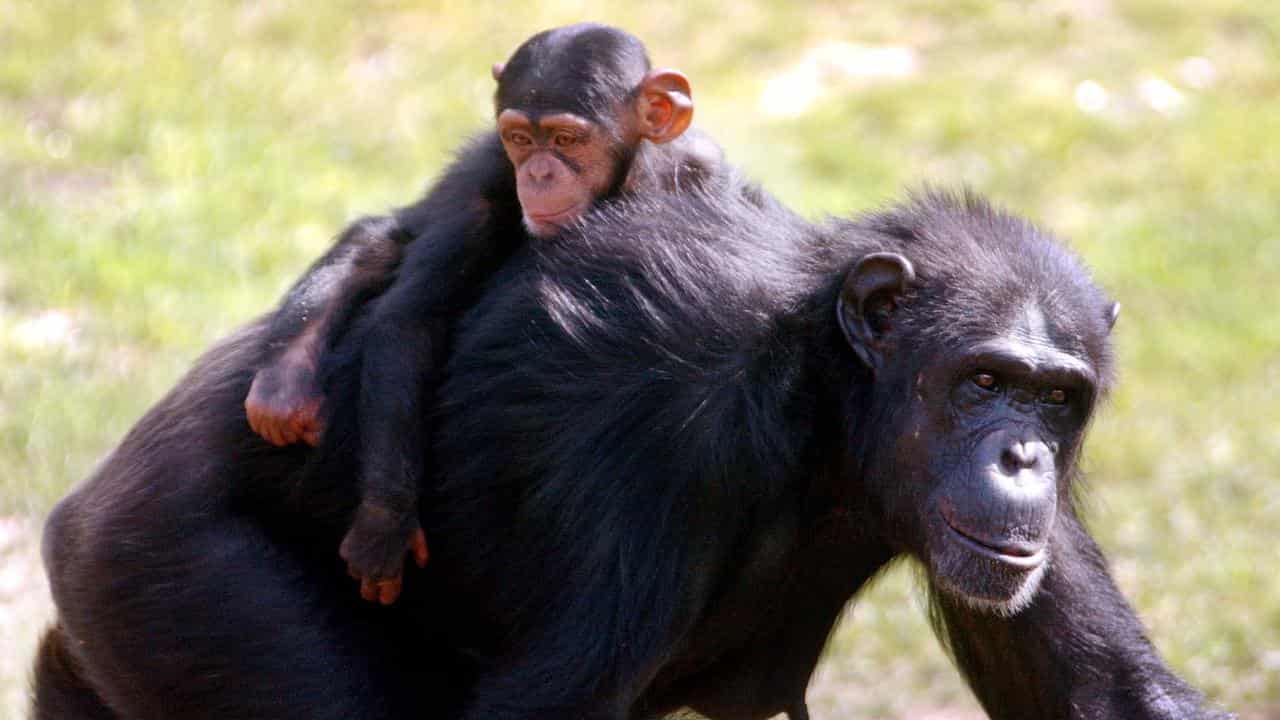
xmin=339 ymin=501 xmax=429 ymax=605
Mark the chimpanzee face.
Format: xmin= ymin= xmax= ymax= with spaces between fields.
xmin=497 ymin=110 xmax=622 ymax=238
xmin=492 ymin=25 xmax=694 ymax=240
xmin=838 ymin=248 xmax=1115 ymax=615
xmin=904 ymin=304 xmax=1098 ymax=614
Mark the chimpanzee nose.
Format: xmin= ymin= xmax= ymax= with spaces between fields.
xmin=966 ymin=431 xmax=1058 ymax=545
xmin=999 ymin=440 xmax=1052 ymax=477
xmin=526 ymin=155 xmax=556 ymax=183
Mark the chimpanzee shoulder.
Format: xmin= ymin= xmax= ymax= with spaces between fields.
xmin=438 ymin=185 xmax=828 ymax=454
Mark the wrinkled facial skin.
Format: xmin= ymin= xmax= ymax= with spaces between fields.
xmin=497 ymin=109 xmax=621 ymax=237
xmin=889 ymin=313 xmax=1097 ymax=616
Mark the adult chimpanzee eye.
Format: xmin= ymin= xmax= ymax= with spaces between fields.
xmin=1043 ymin=388 xmax=1069 ymax=405
xmin=508 ymin=131 xmax=533 ymax=147
xmin=553 ymin=132 xmax=576 ymax=148
xmin=972 ymin=372 xmax=998 ymax=391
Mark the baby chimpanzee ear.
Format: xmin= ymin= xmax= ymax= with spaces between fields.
xmin=635 ymin=69 xmax=693 ymax=144
xmin=837 ymin=252 xmax=915 ymax=371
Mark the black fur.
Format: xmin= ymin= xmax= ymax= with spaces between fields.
xmin=495 ymin=23 xmax=652 ymax=123
xmin=34 ymin=186 xmax=1227 ymax=719
xmin=351 ymin=187 xmax=1224 ymax=718
xmin=250 ymin=24 xmax=733 ymax=594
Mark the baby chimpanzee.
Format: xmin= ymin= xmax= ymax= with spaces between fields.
xmin=244 ymin=24 xmax=741 ymax=603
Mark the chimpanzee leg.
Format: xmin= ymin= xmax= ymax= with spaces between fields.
xmin=31 ymin=626 xmax=116 ymax=720
xmin=933 ymin=510 xmax=1229 ymax=720
xmin=42 ymin=505 xmax=423 ymax=720
xmin=247 ymin=215 xmax=407 ymax=448
xmin=444 ymin=485 xmax=723 ymax=720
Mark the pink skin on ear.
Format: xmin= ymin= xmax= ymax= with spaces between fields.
xmin=637 ymin=69 xmax=693 ymax=144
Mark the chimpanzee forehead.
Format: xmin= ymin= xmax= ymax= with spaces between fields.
xmin=498 ymin=80 xmax=608 ymax=122
xmin=495 ymin=24 xmax=651 ymax=123
xmin=972 ymin=331 xmax=1095 ymax=382
xmin=991 ymin=298 xmax=1086 ymax=356
xmin=497 ymin=109 xmax=595 ymax=134
xmin=1010 ymin=303 xmax=1060 ymax=350
xmin=921 ymin=281 xmax=1104 ymax=376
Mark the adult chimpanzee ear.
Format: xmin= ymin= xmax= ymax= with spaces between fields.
xmin=491 ymin=62 xmax=505 ymax=82
xmin=1105 ymin=301 xmax=1120 ymax=333
xmin=635 ymin=69 xmax=693 ymax=144
xmin=837 ymin=252 xmax=916 ymax=370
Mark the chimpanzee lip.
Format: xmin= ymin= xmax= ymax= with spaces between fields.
xmin=527 ymin=204 xmax=584 ymax=224
xmin=941 ymin=513 xmax=1046 ymax=570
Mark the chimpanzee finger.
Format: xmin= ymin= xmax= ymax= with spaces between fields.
xmin=410 ymin=529 xmax=429 ymax=567
xmin=262 ymin=423 xmax=282 ymax=447
xmin=360 ymin=579 xmax=378 ymax=603
xmin=251 ymin=414 xmax=271 ymax=444
xmin=281 ymin=415 xmax=303 ymax=443
xmin=299 ymin=417 xmax=322 ymax=447
xmin=285 ymin=406 xmax=313 ymax=446
xmin=378 ymin=578 xmax=402 ymax=605
xmin=272 ymin=413 xmax=296 ymax=446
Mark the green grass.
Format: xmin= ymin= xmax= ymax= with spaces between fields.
xmin=2 ymin=1 xmax=1277 ymax=718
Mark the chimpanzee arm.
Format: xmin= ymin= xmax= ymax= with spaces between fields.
xmin=338 ymin=133 xmax=522 ymax=603
xmin=933 ymin=509 xmax=1231 ymax=719
xmin=246 ymin=216 xmax=408 ymax=446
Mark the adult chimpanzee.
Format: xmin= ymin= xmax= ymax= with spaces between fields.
xmin=36 ymin=185 xmax=1226 ymax=719
xmin=242 ymin=23 xmax=734 ymax=603
xmin=349 ymin=187 xmax=1226 ymax=719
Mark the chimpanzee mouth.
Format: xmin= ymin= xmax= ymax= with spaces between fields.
xmin=941 ymin=515 xmax=1047 ymax=570
xmin=526 ymin=204 xmax=585 ymax=227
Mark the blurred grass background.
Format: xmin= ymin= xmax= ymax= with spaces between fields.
xmin=1 ymin=1 xmax=1277 ymax=718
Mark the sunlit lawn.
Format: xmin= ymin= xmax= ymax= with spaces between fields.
xmin=2 ymin=2 xmax=1277 ymax=718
